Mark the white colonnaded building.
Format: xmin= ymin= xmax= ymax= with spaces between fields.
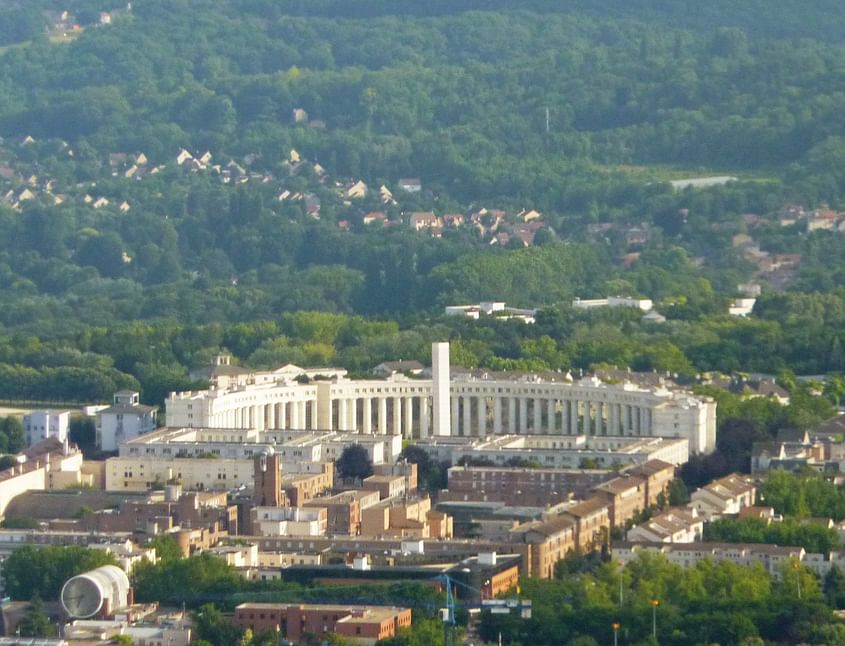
xmin=165 ymin=343 xmax=716 ymax=454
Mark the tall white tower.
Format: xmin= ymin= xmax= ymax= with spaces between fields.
xmin=432 ymin=342 xmax=451 ymax=436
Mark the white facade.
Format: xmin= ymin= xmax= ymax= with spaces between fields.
xmin=105 ymin=429 xmax=397 ymax=492
xmin=444 ymin=303 xmax=537 ymax=323
xmin=614 ymin=541 xmax=801 ymax=577
xmin=432 ymin=342 xmax=451 ymax=437
xmin=166 ymin=345 xmax=717 ymax=453
xmin=627 ymin=508 xmax=703 ymax=543
xmin=689 ymin=474 xmax=756 ymax=519
xmin=23 ymin=410 xmax=70 ymax=446
xmin=252 ymin=507 xmax=326 ymax=537
xmin=729 ymin=297 xmax=757 ymax=317
xmin=573 ymin=296 xmax=653 ymax=312
xmin=96 ymin=391 xmax=157 ymax=452
xmin=414 ymin=434 xmax=688 ymax=469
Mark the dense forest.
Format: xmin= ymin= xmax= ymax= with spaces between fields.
xmin=0 ymin=1 xmax=844 ymax=424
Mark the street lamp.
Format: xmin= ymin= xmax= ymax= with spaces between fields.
xmin=793 ymin=562 xmax=802 ymax=600
xmin=650 ymin=599 xmax=660 ymax=641
xmin=612 ymin=622 xmax=621 ymax=646
xmin=617 ymin=561 xmax=624 ymax=605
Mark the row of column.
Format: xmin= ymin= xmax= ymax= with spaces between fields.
xmin=449 ymin=396 xmax=653 ymax=438
xmin=215 ymin=400 xmax=315 ymax=431
xmin=214 ymin=396 xmax=653 ymax=439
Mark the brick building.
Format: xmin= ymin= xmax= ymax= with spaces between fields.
xmin=362 ymin=474 xmax=406 ymax=500
xmin=625 ymin=459 xmax=675 ymax=506
xmin=591 ymin=475 xmax=647 ymax=528
xmin=283 ymin=464 xmax=334 ymax=507
xmin=304 ymin=490 xmax=380 ymax=536
xmin=234 ymin=603 xmax=411 ymax=645
xmin=514 ymin=516 xmax=577 ymax=578
xmin=64 ymin=488 xmax=237 ymax=552
xmin=442 ymin=466 xmax=615 ymax=506
xmin=563 ymin=498 xmax=611 ymax=550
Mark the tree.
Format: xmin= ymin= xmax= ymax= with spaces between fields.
xmin=1 ymin=516 xmax=40 ymax=529
xmin=18 ymin=595 xmax=53 ymax=637
xmin=69 ymin=417 xmax=96 ymax=454
xmin=0 ymin=417 xmax=25 ymax=453
xmin=148 ymin=534 xmax=183 ymax=564
xmin=75 ymin=232 xmax=126 ymax=279
xmin=824 ymin=565 xmax=845 ymax=608
xmin=193 ymin=603 xmax=244 ymax=646
xmin=667 ymin=479 xmax=690 ymax=506
xmin=133 ymin=553 xmax=244 ymax=605
xmin=2 ymin=545 xmax=117 ymax=600
xmin=336 ymin=444 xmax=373 ymax=481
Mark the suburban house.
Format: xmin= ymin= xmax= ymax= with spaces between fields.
xmin=408 ymin=212 xmax=439 ymax=231
xmin=689 ymin=474 xmax=755 ymax=519
xmin=397 ymin=178 xmax=421 ymax=193
xmin=627 ymin=508 xmax=703 ymax=543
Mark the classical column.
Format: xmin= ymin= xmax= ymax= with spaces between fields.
xmin=509 ymin=397 xmax=517 ymax=433
xmin=477 ymin=396 xmax=487 ymax=437
xmin=338 ymin=399 xmax=348 ymax=431
xmin=392 ymin=397 xmax=402 ymax=435
xmin=463 ymin=397 xmax=472 ymax=437
xmin=309 ymin=401 xmax=318 ymax=430
xmin=596 ymin=402 xmax=607 ymax=435
xmin=291 ymin=401 xmax=301 ymax=429
xmin=493 ymin=397 xmax=503 ymax=435
xmin=519 ymin=398 xmax=528 ymax=433
xmin=547 ymin=399 xmax=556 ymax=434
xmin=267 ymin=403 xmax=275 ymax=430
xmin=348 ymin=398 xmax=358 ymax=431
xmin=452 ymin=396 xmax=460 ymax=436
xmin=363 ymin=398 xmax=373 ymax=433
xmin=420 ymin=397 xmax=430 ymax=438
xmin=570 ymin=400 xmax=578 ymax=435
xmin=584 ymin=401 xmax=593 ymax=435
xmin=531 ymin=399 xmax=540 ymax=433
xmin=404 ymin=396 xmax=414 ymax=438
xmin=378 ymin=398 xmax=388 ymax=434
xmin=623 ymin=405 xmax=631 ymax=433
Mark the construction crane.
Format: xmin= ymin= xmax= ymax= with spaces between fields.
xmin=436 ymin=573 xmax=532 ymax=646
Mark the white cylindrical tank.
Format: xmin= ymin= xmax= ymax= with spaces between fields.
xmin=61 ymin=565 xmax=130 ymax=618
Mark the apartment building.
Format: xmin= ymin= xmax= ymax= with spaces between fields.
xmin=234 ymin=603 xmax=412 ymax=645
xmin=304 ymin=490 xmax=381 ymax=536
xmin=442 ymin=466 xmax=615 ymax=506
xmin=627 ymin=508 xmax=703 ymax=543
xmin=592 ymin=475 xmax=647 ymax=528
xmin=690 ymin=473 xmax=756 ymax=519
